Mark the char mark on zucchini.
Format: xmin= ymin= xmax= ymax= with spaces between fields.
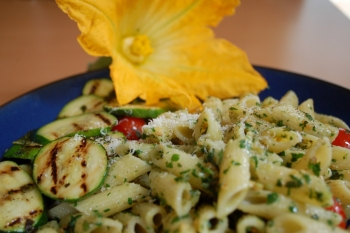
xmin=33 ymin=136 xmax=108 ymax=201
xmin=95 ymin=112 xmax=113 ymax=125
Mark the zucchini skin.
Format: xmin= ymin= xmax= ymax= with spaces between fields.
xmin=35 ymin=111 xmax=117 ymax=144
xmin=104 ymin=99 xmax=178 ymax=118
xmin=33 ymin=136 xmax=108 ymax=202
xmin=58 ymin=94 xmax=106 ymax=118
xmin=3 ymin=144 xmax=41 ymax=162
xmin=3 ymin=130 xmax=42 ymax=161
xmin=0 ymin=161 xmax=47 ymax=233
xmin=82 ymin=78 xmax=114 ymax=98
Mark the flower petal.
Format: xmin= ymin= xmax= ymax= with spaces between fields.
xmin=56 ymin=0 xmax=120 ymax=56
xmin=56 ymin=0 xmax=267 ymax=111
xmin=110 ymin=57 xmax=201 ymax=111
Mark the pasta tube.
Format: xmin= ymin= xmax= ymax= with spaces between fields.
xmin=193 ymin=205 xmax=228 ymax=233
xmin=149 ymin=168 xmax=197 ymax=216
xmin=255 ymin=162 xmax=333 ymax=207
xmin=72 ymin=182 xmax=150 ymax=217
xmin=266 ymin=213 xmax=348 ymax=233
xmin=131 ymin=203 xmax=167 ymax=230
xmin=217 ymin=139 xmax=250 ymax=218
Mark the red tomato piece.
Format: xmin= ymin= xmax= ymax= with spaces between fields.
xmin=112 ymin=116 xmax=146 ymax=140
xmin=326 ymin=197 xmax=347 ymax=229
xmin=332 ymin=128 xmax=350 ymax=149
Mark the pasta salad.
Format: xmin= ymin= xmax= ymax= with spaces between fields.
xmin=1 ymin=78 xmax=350 ymax=233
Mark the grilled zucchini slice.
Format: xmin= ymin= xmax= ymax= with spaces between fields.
xmin=104 ymin=99 xmax=178 ymax=119
xmin=0 ymin=161 xmax=46 ymax=232
xmin=58 ymin=94 xmax=106 ymax=118
xmin=82 ymin=78 xmax=114 ymax=98
xmin=35 ymin=112 xmax=117 ymax=144
xmin=33 ymin=136 xmax=108 ymax=202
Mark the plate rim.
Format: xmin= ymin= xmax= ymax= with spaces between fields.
xmin=1 ymin=65 xmax=349 ymax=108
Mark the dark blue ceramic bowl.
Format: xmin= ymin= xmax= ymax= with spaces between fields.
xmin=1 ymin=66 xmax=349 ymax=157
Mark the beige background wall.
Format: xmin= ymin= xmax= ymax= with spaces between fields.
xmin=0 ymin=0 xmax=350 ymax=106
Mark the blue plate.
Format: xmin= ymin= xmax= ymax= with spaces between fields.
xmin=1 ymin=66 xmax=349 ymax=158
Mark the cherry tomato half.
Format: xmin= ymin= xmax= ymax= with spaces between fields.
xmin=332 ymin=128 xmax=350 ymax=149
xmin=326 ymin=197 xmax=347 ymax=229
xmin=112 ymin=116 xmax=146 ymax=140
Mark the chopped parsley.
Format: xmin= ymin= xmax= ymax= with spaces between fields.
xmin=267 ymin=192 xmax=279 ymax=204
xmin=285 ymin=175 xmax=303 ymax=188
xmin=308 ymin=161 xmax=321 ymax=176
xmin=304 ymin=112 xmax=313 ymax=121
xmin=291 ymin=153 xmax=304 ymax=162
xmin=171 ymin=154 xmax=180 ymax=162
xmin=239 ymin=139 xmax=250 ymax=150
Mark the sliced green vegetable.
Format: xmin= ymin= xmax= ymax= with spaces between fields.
xmin=3 ymin=144 xmax=41 ymax=162
xmin=33 ymin=136 xmax=108 ymax=202
xmin=104 ymin=99 xmax=177 ymax=118
xmin=3 ymin=131 xmax=42 ymax=161
xmin=82 ymin=78 xmax=114 ymax=98
xmin=0 ymin=161 xmax=47 ymax=232
xmin=58 ymin=94 xmax=106 ymax=118
xmin=35 ymin=112 xmax=117 ymax=144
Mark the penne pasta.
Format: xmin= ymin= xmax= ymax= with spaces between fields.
xmin=131 ymin=203 xmax=167 ymax=230
xmin=254 ymin=162 xmax=333 ymax=207
xmin=149 ymin=168 xmax=197 ymax=216
xmin=266 ymin=213 xmax=348 ymax=233
xmin=5 ymin=88 xmax=350 ymax=232
xmin=217 ymin=139 xmax=250 ymax=218
xmin=72 ymin=182 xmax=150 ymax=217
xmin=235 ymin=215 xmax=265 ymax=233
xmin=103 ymin=153 xmax=152 ymax=188
xmin=193 ymin=205 xmax=228 ymax=233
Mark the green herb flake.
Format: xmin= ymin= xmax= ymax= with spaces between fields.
xmin=276 ymin=120 xmax=284 ymax=127
xmin=83 ymin=220 xmax=90 ymax=231
xmin=278 ymin=151 xmax=286 ymax=157
xmin=308 ymin=161 xmax=321 ymax=176
xmin=288 ymin=205 xmax=298 ymax=213
xmin=171 ymin=154 xmax=180 ymax=162
xmin=239 ymin=139 xmax=250 ymax=150
xmin=291 ymin=153 xmax=304 ymax=162
xmin=330 ymin=170 xmax=344 ymax=180
xmin=232 ymin=160 xmax=241 ymax=166
xmin=267 ymin=192 xmax=279 ymax=204
xmin=251 ymin=156 xmax=258 ymax=168
xmin=299 ymin=121 xmax=308 ymax=130
xmin=302 ymin=174 xmax=311 ymax=184
xmin=285 ymin=175 xmax=303 ymax=188
xmin=166 ymin=161 xmax=173 ymax=168
xmin=92 ymin=210 xmax=103 ymax=218
xmin=223 ymin=166 xmax=231 ymax=174
xmin=315 ymin=191 xmax=324 ymax=202
xmin=171 ymin=214 xmax=190 ymax=224
xmin=304 ymin=112 xmax=313 ymax=121
xmin=127 ymin=197 xmax=133 ymax=205
xmin=327 ymin=220 xmax=334 ymax=227
xmin=80 ymin=105 xmax=87 ymax=113
xmin=191 ymin=169 xmax=199 ymax=178
xmin=276 ymin=179 xmax=283 ymax=187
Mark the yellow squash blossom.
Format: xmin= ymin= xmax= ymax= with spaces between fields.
xmin=56 ymin=0 xmax=267 ymax=111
